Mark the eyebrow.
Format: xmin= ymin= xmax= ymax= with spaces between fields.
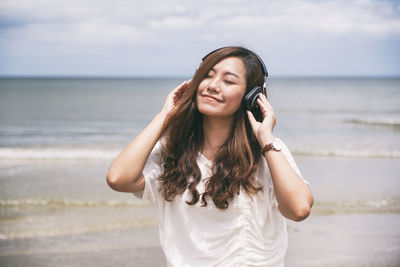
xmin=210 ymin=68 xmax=240 ymax=79
xmin=224 ymin=71 xmax=240 ymax=79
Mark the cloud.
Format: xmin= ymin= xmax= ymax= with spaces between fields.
xmin=1 ymin=0 xmax=399 ymax=44
xmin=0 ymin=0 xmax=399 ymax=75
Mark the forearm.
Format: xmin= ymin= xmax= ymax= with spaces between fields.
xmin=247 ymin=94 xmax=313 ymax=221
xmin=262 ymin=136 xmax=313 ymax=221
xmin=106 ymin=112 xmax=166 ymax=192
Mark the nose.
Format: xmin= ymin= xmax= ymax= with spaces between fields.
xmin=207 ymin=77 xmax=220 ymax=93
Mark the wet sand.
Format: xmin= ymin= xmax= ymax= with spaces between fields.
xmin=1 ymin=212 xmax=399 ymax=267
xmin=285 ymin=213 xmax=400 ymax=266
xmin=1 ymin=156 xmax=399 ymax=266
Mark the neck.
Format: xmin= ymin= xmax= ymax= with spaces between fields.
xmin=202 ymin=115 xmax=234 ymax=156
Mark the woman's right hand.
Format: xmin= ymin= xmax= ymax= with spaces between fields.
xmin=107 ymin=80 xmax=191 ymax=193
xmin=160 ymin=80 xmax=191 ymax=117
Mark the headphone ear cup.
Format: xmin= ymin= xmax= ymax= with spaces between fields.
xmin=243 ymin=86 xmax=263 ymax=110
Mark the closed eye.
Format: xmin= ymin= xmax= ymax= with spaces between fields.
xmin=224 ymin=80 xmax=235 ymax=85
xmin=205 ymin=69 xmax=215 ymax=78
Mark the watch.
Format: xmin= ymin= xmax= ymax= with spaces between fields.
xmin=261 ymin=139 xmax=282 ymax=154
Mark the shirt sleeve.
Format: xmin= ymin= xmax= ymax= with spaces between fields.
xmin=132 ymin=140 xmax=164 ymax=205
xmin=265 ymin=138 xmax=310 ymax=208
xmin=275 ymin=138 xmax=309 ymax=186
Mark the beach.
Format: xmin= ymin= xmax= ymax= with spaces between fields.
xmin=1 ymin=77 xmax=399 ymax=266
xmin=2 ymin=217 xmax=400 ymax=267
xmin=1 ymin=214 xmax=400 ymax=267
xmin=1 ymin=156 xmax=399 ymax=266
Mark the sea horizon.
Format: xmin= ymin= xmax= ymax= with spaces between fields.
xmin=1 ymin=74 xmax=400 ymax=79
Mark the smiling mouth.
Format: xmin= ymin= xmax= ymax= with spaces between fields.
xmin=202 ymin=94 xmax=222 ymax=102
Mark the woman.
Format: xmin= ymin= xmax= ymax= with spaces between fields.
xmin=107 ymin=46 xmax=313 ymax=266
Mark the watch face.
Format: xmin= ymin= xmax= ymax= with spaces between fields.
xmin=272 ymin=140 xmax=282 ymax=151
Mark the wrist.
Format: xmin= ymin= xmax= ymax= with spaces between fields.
xmin=260 ymin=137 xmax=282 ymax=155
xmin=154 ymin=112 xmax=168 ymax=130
xmin=259 ymin=133 xmax=275 ymax=148
xmin=157 ymin=110 xmax=168 ymax=121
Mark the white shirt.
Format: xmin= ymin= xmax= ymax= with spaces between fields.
xmin=134 ymin=138 xmax=308 ymax=267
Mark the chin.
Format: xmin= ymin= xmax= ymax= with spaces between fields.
xmin=197 ymin=105 xmax=235 ymax=119
xmin=197 ymin=105 xmax=219 ymax=116
xmin=196 ymin=98 xmax=239 ymax=119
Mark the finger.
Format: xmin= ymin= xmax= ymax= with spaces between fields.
xmin=257 ymin=98 xmax=268 ymax=117
xmin=260 ymin=94 xmax=274 ymax=111
xmin=246 ymin=110 xmax=258 ymax=131
xmin=258 ymin=95 xmax=277 ymax=127
xmin=172 ymin=80 xmax=190 ymax=102
xmin=180 ymin=79 xmax=192 ymax=94
xmin=257 ymin=99 xmax=275 ymax=122
xmin=176 ymin=85 xmax=186 ymax=99
xmin=172 ymin=80 xmax=188 ymax=94
xmin=258 ymin=94 xmax=274 ymax=115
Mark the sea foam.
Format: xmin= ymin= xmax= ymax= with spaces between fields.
xmin=0 ymin=147 xmax=399 ymax=160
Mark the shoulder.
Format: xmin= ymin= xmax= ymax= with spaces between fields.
xmin=274 ymin=137 xmax=287 ymax=149
xmin=146 ymin=137 xmax=167 ymax=167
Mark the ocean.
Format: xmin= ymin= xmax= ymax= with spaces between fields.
xmin=0 ymin=77 xmax=399 ymax=266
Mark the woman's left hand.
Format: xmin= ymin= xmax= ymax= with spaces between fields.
xmin=247 ymin=93 xmax=276 ymax=147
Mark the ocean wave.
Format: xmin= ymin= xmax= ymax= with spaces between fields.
xmin=345 ymin=118 xmax=400 ymax=127
xmin=0 ymin=147 xmax=399 ymax=160
xmin=0 ymin=219 xmax=158 ymax=241
xmin=292 ymin=149 xmax=400 ymax=158
xmin=0 ymin=198 xmax=151 ymax=207
xmin=0 ymin=147 xmax=119 ymax=160
xmin=1 ymin=198 xmax=398 ymax=210
xmin=311 ymin=200 xmax=400 ymax=215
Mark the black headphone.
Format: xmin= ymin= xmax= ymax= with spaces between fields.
xmin=201 ymin=47 xmax=268 ymax=116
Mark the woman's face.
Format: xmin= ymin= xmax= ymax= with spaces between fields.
xmin=196 ymin=56 xmax=247 ymax=119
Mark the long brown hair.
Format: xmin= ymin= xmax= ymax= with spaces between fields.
xmin=158 ymin=46 xmax=266 ymax=209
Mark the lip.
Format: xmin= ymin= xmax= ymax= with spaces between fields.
xmin=202 ymin=94 xmax=222 ymax=102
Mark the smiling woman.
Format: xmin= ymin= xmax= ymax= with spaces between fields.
xmin=106 ymin=46 xmax=313 ymax=266
xmin=196 ymin=57 xmax=247 ymax=119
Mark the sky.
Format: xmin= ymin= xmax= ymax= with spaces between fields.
xmin=0 ymin=0 xmax=399 ymax=77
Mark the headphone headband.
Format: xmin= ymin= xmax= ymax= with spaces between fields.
xmin=201 ymin=47 xmax=268 ymax=78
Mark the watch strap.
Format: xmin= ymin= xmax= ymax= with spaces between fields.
xmin=261 ymin=142 xmax=274 ymax=154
